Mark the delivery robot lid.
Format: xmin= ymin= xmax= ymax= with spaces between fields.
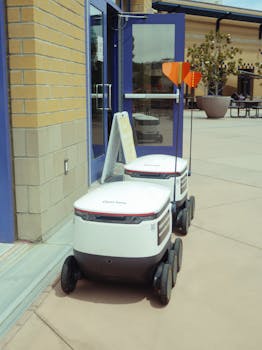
xmin=133 ymin=113 xmax=159 ymax=121
xmin=124 ymin=154 xmax=187 ymax=176
xmin=74 ymin=181 xmax=170 ymax=217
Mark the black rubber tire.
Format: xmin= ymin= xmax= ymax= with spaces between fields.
xmin=171 ymin=211 xmax=178 ymax=230
xmin=153 ymin=262 xmax=164 ymax=292
xmin=160 ymin=263 xmax=172 ymax=306
xmin=189 ymin=196 xmax=195 ymax=220
xmin=185 ymin=199 xmax=191 ymax=225
xmin=181 ymin=208 xmax=189 ymax=235
xmin=168 ymin=249 xmax=178 ymax=287
xmin=61 ymin=255 xmax=79 ymax=294
xmin=174 ymin=238 xmax=183 ymax=272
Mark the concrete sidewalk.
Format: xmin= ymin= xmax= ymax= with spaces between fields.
xmin=0 ymin=220 xmax=73 ymax=339
xmin=1 ymin=110 xmax=262 ymax=349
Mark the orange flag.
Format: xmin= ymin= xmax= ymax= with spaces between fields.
xmin=184 ymin=71 xmax=202 ymax=88
xmin=162 ymin=62 xmax=190 ymax=86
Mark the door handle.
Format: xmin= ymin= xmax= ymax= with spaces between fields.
xmin=104 ymin=84 xmax=112 ymax=111
xmin=95 ymin=84 xmax=103 ymax=110
xmin=124 ymin=90 xmax=180 ymax=102
xmin=94 ymin=84 xmax=112 ymax=110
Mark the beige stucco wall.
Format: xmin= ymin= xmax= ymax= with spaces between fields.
xmin=7 ymin=0 xmax=88 ymax=241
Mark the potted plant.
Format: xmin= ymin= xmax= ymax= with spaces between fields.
xmin=187 ymin=30 xmax=242 ymax=118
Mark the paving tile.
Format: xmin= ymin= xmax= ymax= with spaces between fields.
xmin=193 ymin=197 xmax=262 ymax=248
xmin=189 ymin=158 xmax=262 ymax=189
xmin=188 ymin=173 xmax=262 ymax=210
xmin=2 ymin=313 xmax=71 ymax=350
xmin=207 ymin=154 xmax=262 ymax=172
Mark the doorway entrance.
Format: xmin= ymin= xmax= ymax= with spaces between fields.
xmin=88 ymin=2 xmax=186 ymax=182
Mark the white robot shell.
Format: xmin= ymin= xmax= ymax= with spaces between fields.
xmin=73 ymin=181 xmax=172 ymax=259
xmin=124 ymin=154 xmax=188 ymax=205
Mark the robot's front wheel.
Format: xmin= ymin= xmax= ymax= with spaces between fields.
xmin=173 ymin=238 xmax=183 ymax=272
xmin=160 ymin=263 xmax=173 ymax=306
xmin=180 ymin=208 xmax=189 ymax=235
xmin=168 ymin=249 xmax=178 ymax=287
xmin=185 ymin=196 xmax=195 ymax=221
xmin=189 ymin=196 xmax=195 ymax=220
xmin=61 ymin=255 xmax=79 ymax=294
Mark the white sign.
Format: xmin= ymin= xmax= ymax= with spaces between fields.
xmin=117 ymin=112 xmax=137 ymax=163
xmin=97 ymin=36 xmax=103 ymax=62
xmin=101 ymin=112 xmax=137 ymax=183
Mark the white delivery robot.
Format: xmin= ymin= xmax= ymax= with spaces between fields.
xmin=124 ymin=154 xmax=195 ymax=234
xmin=61 ymin=181 xmax=183 ymax=305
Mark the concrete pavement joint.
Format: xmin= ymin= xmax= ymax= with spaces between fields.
xmin=192 ymin=171 xmax=262 ymax=190
xmin=192 ymin=159 xmax=262 ymax=171
xmin=191 ymin=224 xmax=262 ymax=251
xmin=34 ymin=310 xmax=74 ymax=350
xmin=196 ymin=195 xmax=262 ymax=210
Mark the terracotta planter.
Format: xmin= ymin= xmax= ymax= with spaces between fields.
xmin=197 ymin=96 xmax=231 ymax=118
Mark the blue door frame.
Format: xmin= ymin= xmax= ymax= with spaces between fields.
xmin=87 ymin=0 xmax=121 ymax=183
xmin=88 ymin=0 xmax=108 ymax=183
xmin=122 ymin=13 xmax=185 ymax=158
xmin=0 ymin=0 xmax=15 ymax=243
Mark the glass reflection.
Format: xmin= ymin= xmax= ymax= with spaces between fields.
xmin=132 ymin=24 xmax=175 ymax=145
xmin=132 ymin=101 xmax=173 ymax=146
xmin=91 ymin=5 xmax=105 ymax=158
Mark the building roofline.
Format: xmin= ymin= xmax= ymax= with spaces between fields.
xmin=152 ymin=1 xmax=262 ymax=24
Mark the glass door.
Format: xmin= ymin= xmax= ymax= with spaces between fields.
xmin=122 ymin=14 xmax=185 ymax=157
xmin=89 ymin=0 xmax=111 ymax=182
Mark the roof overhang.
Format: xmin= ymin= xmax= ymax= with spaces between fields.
xmin=152 ymin=1 xmax=262 ymax=35
xmin=239 ymin=70 xmax=262 ymax=79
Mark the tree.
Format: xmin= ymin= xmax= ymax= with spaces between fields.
xmin=187 ymin=31 xmax=242 ymax=95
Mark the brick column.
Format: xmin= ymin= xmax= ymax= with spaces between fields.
xmin=130 ymin=0 xmax=153 ymax=13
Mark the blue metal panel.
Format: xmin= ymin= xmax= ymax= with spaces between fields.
xmin=0 ymin=0 xmax=15 ymax=242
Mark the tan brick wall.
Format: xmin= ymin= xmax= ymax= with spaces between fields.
xmin=7 ymin=0 xmax=86 ymax=128
xmin=131 ymin=0 xmax=152 ymax=13
xmin=7 ymin=0 xmax=88 ymax=241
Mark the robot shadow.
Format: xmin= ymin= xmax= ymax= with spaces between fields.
xmin=54 ymin=279 xmax=164 ymax=309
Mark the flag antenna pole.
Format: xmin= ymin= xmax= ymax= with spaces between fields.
xmin=188 ymin=86 xmax=194 ymax=176
xmin=184 ymin=71 xmax=202 ymax=176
